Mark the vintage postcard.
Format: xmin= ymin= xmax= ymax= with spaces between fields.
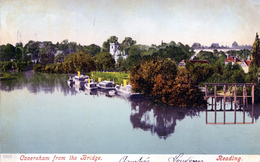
xmin=1 ymin=0 xmax=260 ymax=161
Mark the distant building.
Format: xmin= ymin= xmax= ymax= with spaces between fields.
xmin=232 ymin=41 xmax=239 ymax=48
xmin=178 ymin=60 xmax=210 ymax=67
xmin=110 ymin=43 xmax=127 ymax=62
xmin=224 ymin=55 xmax=251 ymax=73
xmin=211 ymin=43 xmax=220 ymax=49
xmin=191 ymin=43 xmax=201 ymax=49
xmin=224 ymin=56 xmax=242 ymax=65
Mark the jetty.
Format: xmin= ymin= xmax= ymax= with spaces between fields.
xmin=204 ymin=83 xmax=255 ymax=124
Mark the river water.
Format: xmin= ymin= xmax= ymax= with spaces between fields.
xmin=1 ymin=72 xmax=260 ymax=154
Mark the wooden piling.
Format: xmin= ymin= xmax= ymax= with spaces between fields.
xmin=214 ymin=85 xmax=217 ymax=124
xmin=252 ymin=85 xmax=254 ymax=105
xmin=204 ymin=83 xmax=255 ymax=125
xmin=234 ymin=85 xmax=237 ymax=124
xmin=243 ymin=84 xmax=246 ymax=106
xmin=223 ymin=85 xmax=226 ymax=124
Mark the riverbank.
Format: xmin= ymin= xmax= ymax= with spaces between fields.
xmin=90 ymin=71 xmax=129 ymax=85
xmin=0 ymin=73 xmax=18 ymax=81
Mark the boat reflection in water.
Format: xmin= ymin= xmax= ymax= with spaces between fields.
xmin=1 ymin=72 xmax=260 ymax=141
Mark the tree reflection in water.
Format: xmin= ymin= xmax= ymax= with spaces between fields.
xmin=129 ymin=97 xmax=204 ymax=139
xmin=1 ymin=72 xmax=260 ymax=139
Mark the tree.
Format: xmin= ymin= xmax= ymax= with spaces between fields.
xmin=196 ymin=50 xmax=218 ymax=64
xmin=115 ymin=56 xmax=126 ymax=71
xmin=251 ymin=33 xmax=260 ymax=67
xmin=15 ymin=47 xmax=23 ymax=61
xmin=152 ymin=68 xmax=206 ymax=106
xmin=125 ymin=45 xmax=142 ymax=70
xmin=82 ymin=44 xmax=101 ymax=56
xmin=118 ymin=37 xmax=136 ymax=54
xmin=101 ymin=36 xmax=119 ymax=52
xmin=62 ymin=52 xmax=96 ymax=73
xmin=54 ymin=53 xmax=64 ymax=63
xmin=0 ymin=44 xmax=16 ymax=61
xmin=94 ymin=52 xmax=115 ymax=71
xmin=130 ymin=58 xmax=178 ymax=94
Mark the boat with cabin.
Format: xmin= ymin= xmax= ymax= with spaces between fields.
xmin=115 ymin=84 xmax=142 ymax=98
xmin=84 ymin=79 xmax=98 ymax=90
xmin=73 ymin=75 xmax=89 ymax=87
xmin=97 ymin=80 xmax=115 ymax=90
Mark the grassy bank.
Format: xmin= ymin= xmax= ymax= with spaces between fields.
xmin=0 ymin=73 xmax=18 ymax=80
xmin=91 ymin=71 xmax=130 ymax=85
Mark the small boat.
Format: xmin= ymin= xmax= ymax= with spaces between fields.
xmin=115 ymin=84 xmax=142 ymax=98
xmin=97 ymin=80 xmax=115 ymax=90
xmin=85 ymin=79 xmax=98 ymax=90
xmin=73 ymin=75 xmax=89 ymax=87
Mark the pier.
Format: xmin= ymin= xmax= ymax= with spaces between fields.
xmin=204 ymin=83 xmax=255 ymax=124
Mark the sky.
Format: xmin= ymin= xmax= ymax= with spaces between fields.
xmin=1 ymin=0 xmax=260 ymax=47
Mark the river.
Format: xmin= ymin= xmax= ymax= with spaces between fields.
xmin=1 ymin=71 xmax=260 ymax=154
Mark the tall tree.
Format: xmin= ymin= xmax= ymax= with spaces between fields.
xmin=251 ymin=33 xmax=260 ymax=67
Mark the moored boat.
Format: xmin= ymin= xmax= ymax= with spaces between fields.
xmin=85 ymin=79 xmax=98 ymax=90
xmin=73 ymin=75 xmax=89 ymax=87
xmin=97 ymin=80 xmax=115 ymax=90
xmin=115 ymin=84 xmax=142 ymax=98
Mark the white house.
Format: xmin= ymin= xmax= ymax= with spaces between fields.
xmin=224 ymin=55 xmax=251 ymax=73
xmin=110 ymin=43 xmax=127 ymax=62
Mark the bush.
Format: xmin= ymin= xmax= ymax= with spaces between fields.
xmin=33 ymin=64 xmax=43 ymax=72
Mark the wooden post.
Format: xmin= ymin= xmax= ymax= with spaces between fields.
xmin=223 ymin=85 xmax=226 ymax=124
xmin=243 ymin=104 xmax=245 ymax=124
xmin=206 ymin=107 xmax=208 ymax=124
xmin=252 ymin=104 xmax=254 ymax=124
xmin=234 ymin=85 xmax=237 ymax=124
xmin=252 ymin=85 xmax=255 ymax=105
xmin=214 ymin=85 xmax=217 ymax=123
xmin=205 ymin=84 xmax=208 ymax=98
xmin=211 ymin=97 xmax=213 ymax=110
xmin=243 ymin=84 xmax=246 ymax=106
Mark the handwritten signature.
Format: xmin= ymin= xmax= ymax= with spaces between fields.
xmin=168 ymin=153 xmax=203 ymax=162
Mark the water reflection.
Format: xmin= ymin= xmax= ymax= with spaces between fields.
xmin=206 ymin=97 xmax=259 ymax=124
xmin=1 ymin=72 xmax=260 ymax=140
xmin=129 ymin=98 xmax=204 ymax=139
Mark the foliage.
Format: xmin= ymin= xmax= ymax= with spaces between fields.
xmin=125 ymin=45 xmax=142 ymax=70
xmin=82 ymin=44 xmax=101 ymax=56
xmin=196 ymin=50 xmax=218 ymax=64
xmin=0 ymin=44 xmax=16 ymax=61
xmin=62 ymin=52 xmax=96 ymax=73
xmin=0 ymin=73 xmax=17 ymax=80
xmin=1 ymin=61 xmax=13 ymax=72
xmin=115 ymin=56 xmax=127 ymax=71
xmin=102 ymin=36 xmax=119 ymax=52
xmin=14 ymin=61 xmax=27 ymax=72
xmin=118 ymin=37 xmax=136 ymax=54
xmin=226 ymin=49 xmax=251 ymax=60
xmin=152 ymin=74 xmax=206 ymax=106
xmin=33 ymin=64 xmax=44 ymax=72
xmin=54 ymin=53 xmax=64 ymax=63
xmin=251 ymin=33 xmax=260 ymax=67
xmin=91 ymin=71 xmax=129 ymax=85
xmin=152 ymin=43 xmax=194 ymax=63
xmin=94 ymin=52 xmax=115 ymax=71
xmin=130 ymin=58 xmax=178 ymax=94
xmin=185 ymin=60 xmax=215 ymax=85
